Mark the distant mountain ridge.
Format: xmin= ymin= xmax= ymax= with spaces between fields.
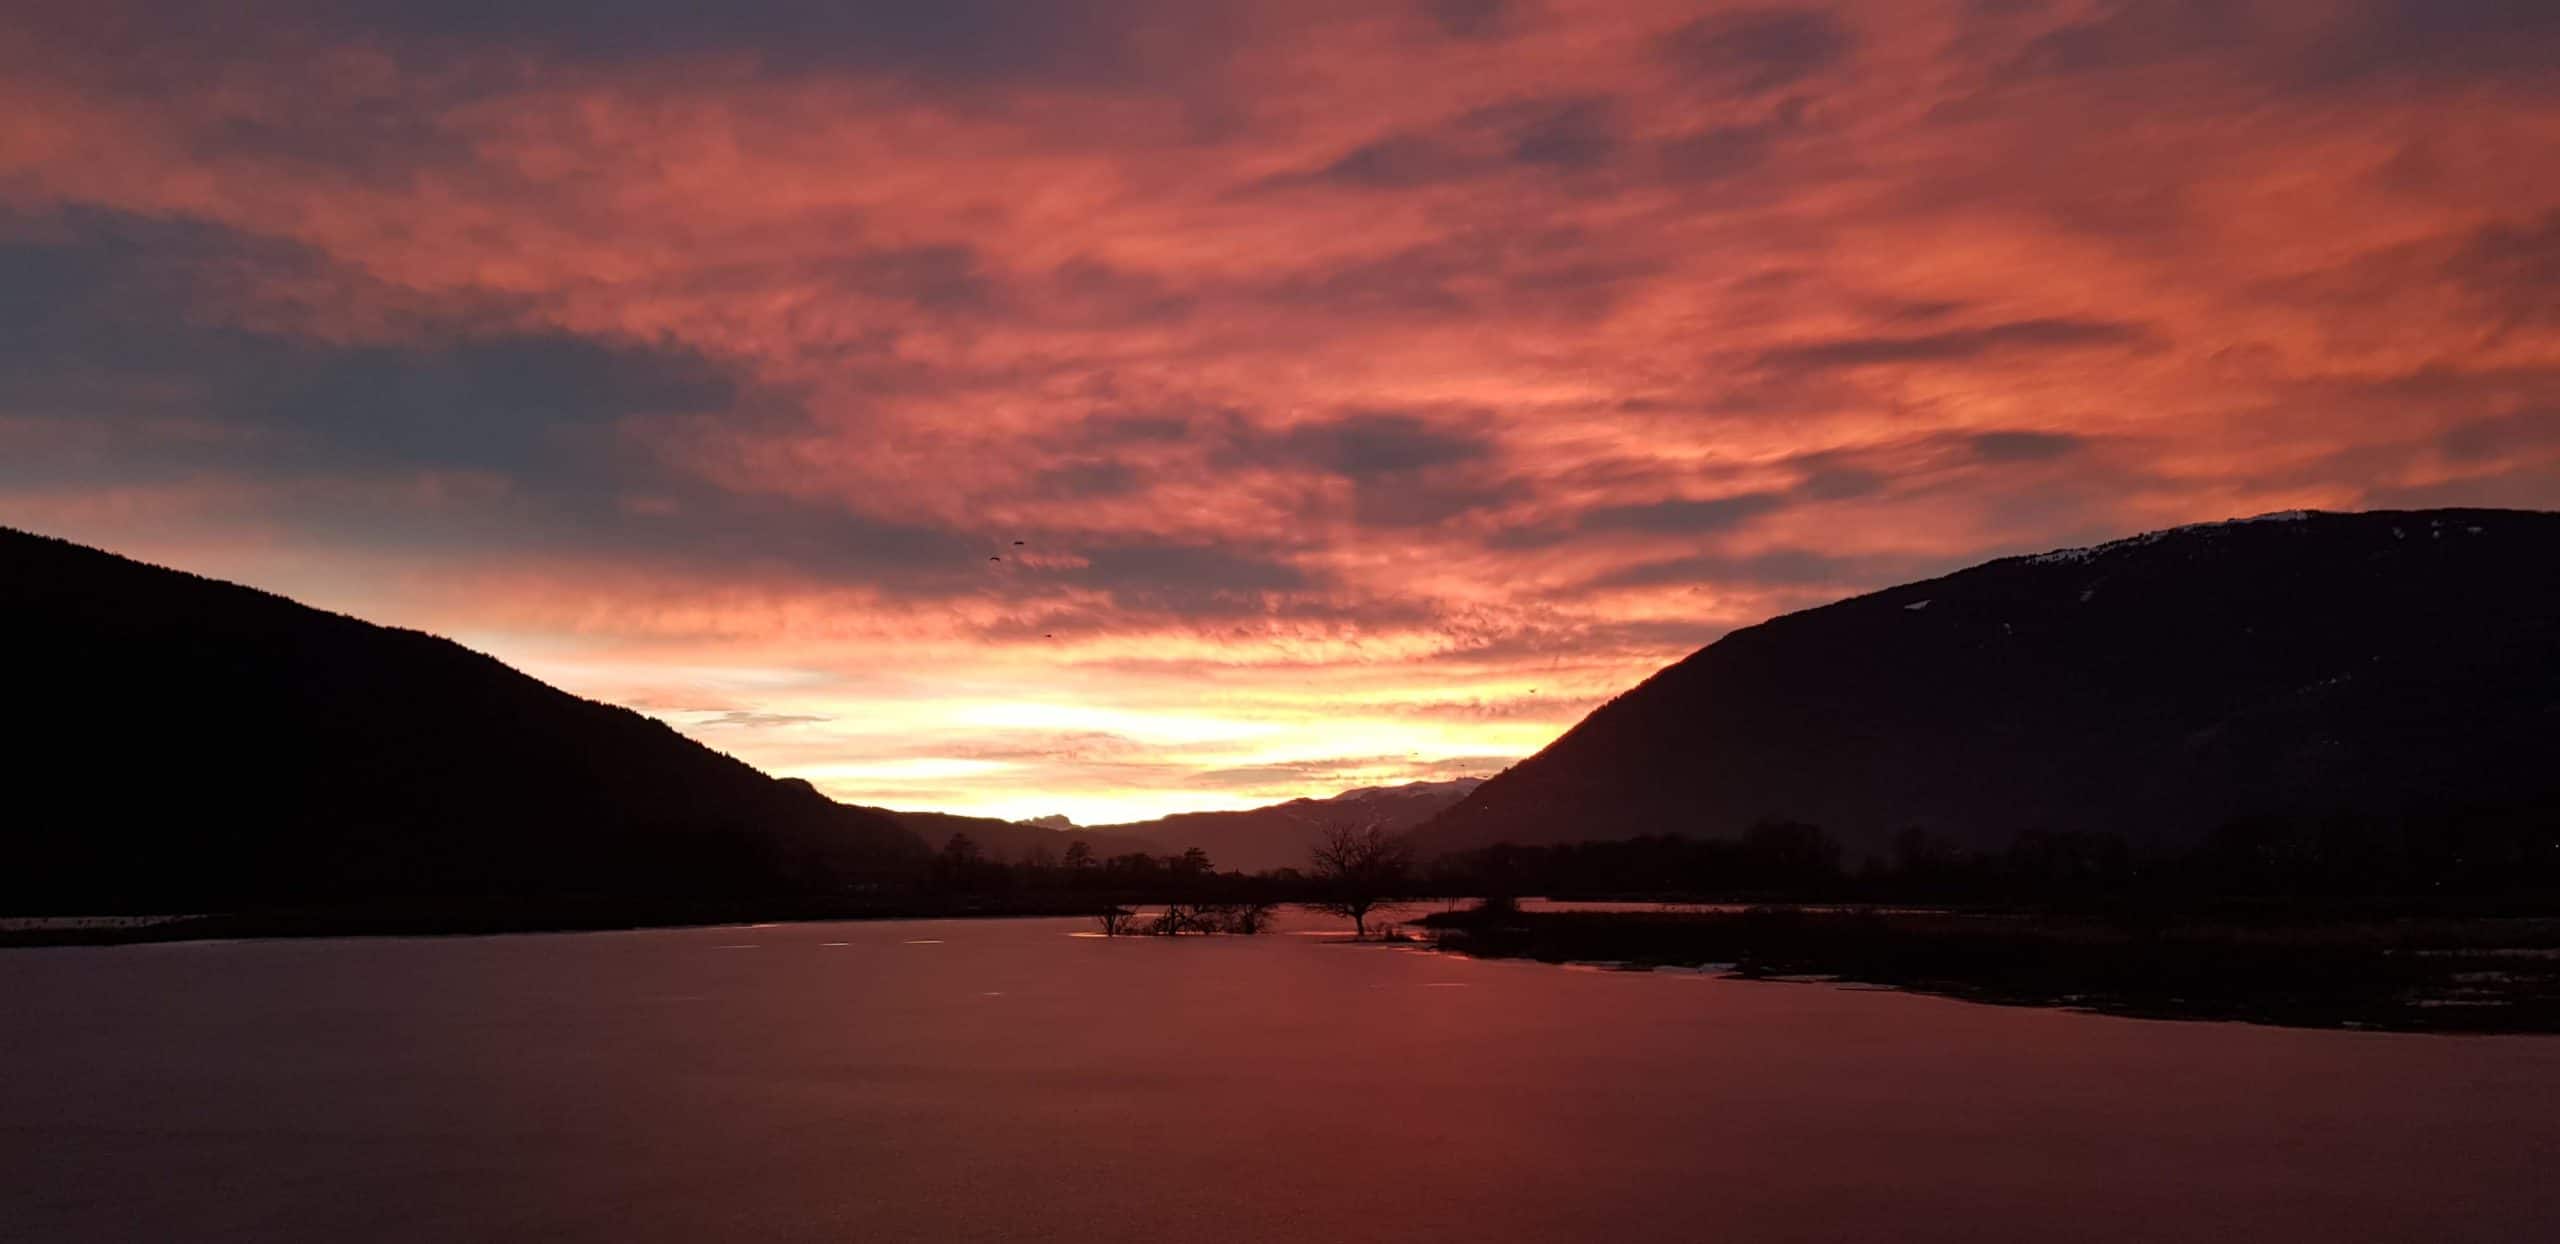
xmin=1097 ymin=778 xmax=1486 ymax=872
xmin=863 ymin=808 xmax=1159 ymax=864
xmin=865 ymin=781 xmax=1484 ymax=873
xmin=3 ymin=527 xmax=927 ymax=912
xmin=1415 ymin=509 xmax=2560 ymax=861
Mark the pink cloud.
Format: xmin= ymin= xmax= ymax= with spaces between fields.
xmin=4 ymin=1 xmax=2556 ymax=817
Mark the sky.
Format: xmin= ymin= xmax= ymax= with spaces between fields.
xmin=3 ymin=1 xmax=2556 ymax=823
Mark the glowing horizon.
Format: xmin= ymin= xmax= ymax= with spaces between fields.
xmin=4 ymin=1 xmax=2556 ymax=821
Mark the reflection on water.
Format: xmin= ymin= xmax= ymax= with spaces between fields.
xmin=3 ymin=908 xmax=2556 ymax=1243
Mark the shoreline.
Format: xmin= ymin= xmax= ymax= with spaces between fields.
xmin=1417 ymin=905 xmax=2560 ymax=1034
xmin=25 ymin=899 xmax=2560 ymax=1038
xmin=0 ymin=895 xmax=1137 ymax=949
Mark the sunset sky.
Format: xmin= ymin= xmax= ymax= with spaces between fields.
xmin=4 ymin=1 xmax=2556 ymax=822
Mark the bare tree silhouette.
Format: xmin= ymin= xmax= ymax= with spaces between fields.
xmin=1308 ymin=821 xmax=1413 ymax=939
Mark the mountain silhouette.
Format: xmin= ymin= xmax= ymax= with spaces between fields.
xmin=865 ymin=809 xmax=1159 ymax=864
xmin=1100 ymin=779 xmax=1485 ymax=872
xmin=1415 ymin=510 xmax=2560 ymax=861
xmin=3 ymin=527 xmax=926 ymax=912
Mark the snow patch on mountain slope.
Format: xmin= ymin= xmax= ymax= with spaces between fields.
xmin=2021 ymin=510 xmax=2319 ymax=567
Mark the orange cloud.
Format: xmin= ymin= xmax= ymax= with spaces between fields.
xmin=3 ymin=1 xmax=2556 ymax=819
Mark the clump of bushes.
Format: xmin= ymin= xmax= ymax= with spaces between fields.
xmin=1100 ymin=901 xmax=1280 ymax=936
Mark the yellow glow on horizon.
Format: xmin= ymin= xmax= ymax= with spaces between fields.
xmin=790 ymin=757 xmax=1014 ymax=783
xmin=951 ymin=701 xmax=1288 ymax=746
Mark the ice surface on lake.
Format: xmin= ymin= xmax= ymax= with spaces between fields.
xmin=6 ymin=908 xmax=2557 ymax=1243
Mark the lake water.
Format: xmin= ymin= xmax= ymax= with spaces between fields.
xmin=5 ymin=907 xmax=2556 ymax=1243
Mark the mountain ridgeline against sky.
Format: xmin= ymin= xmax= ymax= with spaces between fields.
xmin=870 ymin=781 xmax=1480 ymax=874
xmin=1416 ymin=510 xmax=2560 ymax=862
xmin=3 ymin=527 xmax=927 ymax=912
xmin=12 ymin=509 xmax=2558 ymax=915
xmin=867 ymin=810 xmax=1159 ymax=867
xmin=1092 ymin=779 xmax=1485 ymax=873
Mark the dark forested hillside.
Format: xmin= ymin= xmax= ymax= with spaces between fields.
xmin=1416 ymin=510 xmax=2560 ymax=862
xmin=3 ymin=528 xmax=926 ymax=912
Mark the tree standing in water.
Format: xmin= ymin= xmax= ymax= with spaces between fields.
xmin=1309 ymin=822 xmax=1413 ymax=939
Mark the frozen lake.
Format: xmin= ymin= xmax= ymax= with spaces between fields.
xmin=5 ymin=907 xmax=2556 ymax=1242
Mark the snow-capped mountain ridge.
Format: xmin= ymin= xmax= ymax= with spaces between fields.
xmin=1416 ymin=508 xmax=2560 ymax=860
xmin=2019 ymin=509 xmax=2320 ymax=566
